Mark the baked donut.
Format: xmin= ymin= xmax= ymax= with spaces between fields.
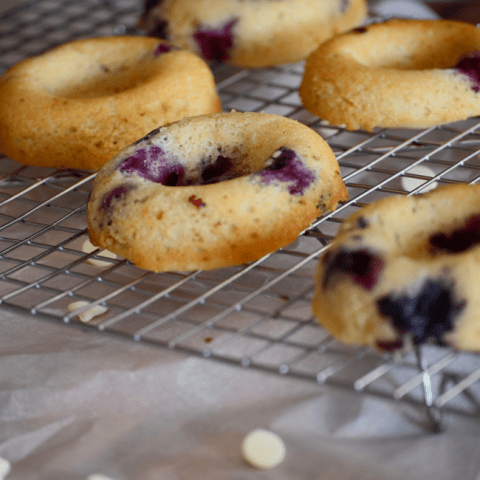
xmin=0 ymin=36 xmax=221 ymax=170
xmin=312 ymin=183 xmax=480 ymax=352
xmin=87 ymin=111 xmax=348 ymax=272
xmin=138 ymin=0 xmax=367 ymax=67
xmin=300 ymin=19 xmax=480 ymax=131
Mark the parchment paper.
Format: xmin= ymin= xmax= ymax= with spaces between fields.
xmin=1 ymin=309 xmax=480 ymax=480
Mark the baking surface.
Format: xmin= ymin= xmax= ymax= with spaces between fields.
xmin=2 ymin=1 xmax=480 ymax=479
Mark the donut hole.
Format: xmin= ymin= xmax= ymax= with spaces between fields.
xmin=118 ymin=144 xmax=250 ymax=185
xmin=38 ymin=42 xmax=165 ymax=99
xmin=340 ymin=26 xmax=480 ymax=70
xmin=118 ymin=141 xmax=315 ymax=194
xmin=52 ymin=66 xmax=156 ymax=99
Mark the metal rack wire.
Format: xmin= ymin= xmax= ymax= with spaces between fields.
xmin=2 ymin=0 xmax=480 ymax=430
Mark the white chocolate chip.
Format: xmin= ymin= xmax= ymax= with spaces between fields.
xmin=68 ymin=301 xmax=107 ymax=323
xmin=0 ymin=457 xmax=11 ymax=479
xmin=241 ymin=429 xmax=286 ymax=469
xmin=401 ymin=165 xmax=438 ymax=193
xmin=82 ymin=239 xmax=117 ymax=267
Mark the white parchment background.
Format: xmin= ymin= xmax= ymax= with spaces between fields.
xmin=1 ymin=309 xmax=480 ymax=480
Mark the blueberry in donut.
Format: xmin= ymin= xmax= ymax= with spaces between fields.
xmin=258 ymin=148 xmax=316 ymax=196
xmin=200 ymin=156 xmax=234 ymax=184
xmin=118 ymin=146 xmax=186 ymax=185
xmin=376 ymin=278 xmax=466 ymax=350
xmin=193 ymin=19 xmax=238 ymax=63
xmin=322 ymin=248 xmax=384 ymax=291
xmin=454 ymin=53 xmax=480 ymax=92
xmin=430 ymin=214 xmax=480 ymax=254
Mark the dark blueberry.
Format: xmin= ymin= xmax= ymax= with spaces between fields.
xmin=201 ymin=155 xmax=234 ymax=184
xmin=257 ymin=147 xmax=315 ymax=196
xmin=163 ymin=172 xmax=181 ymax=186
xmin=193 ymin=18 xmax=238 ymax=62
xmin=118 ymin=146 xmax=185 ymax=185
xmin=101 ymin=184 xmax=135 ymax=214
xmin=455 ymin=52 xmax=480 ymax=92
xmin=375 ymin=339 xmax=405 ymax=352
xmin=322 ymin=248 xmax=384 ymax=291
xmin=150 ymin=19 xmax=169 ymax=39
xmin=266 ymin=149 xmax=291 ymax=170
xmin=143 ymin=0 xmax=162 ymax=16
xmin=430 ymin=214 xmax=480 ymax=254
xmin=154 ymin=43 xmax=178 ymax=55
xmin=377 ymin=278 xmax=466 ymax=346
xmin=356 ymin=216 xmax=369 ymax=229
xmin=353 ymin=27 xmax=367 ymax=34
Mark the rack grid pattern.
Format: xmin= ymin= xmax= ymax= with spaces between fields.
xmin=2 ymin=0 xmax=480 ymax=429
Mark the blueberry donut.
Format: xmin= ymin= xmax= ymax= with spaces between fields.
xmin=138 ymin=0 xmax=367 ymax=67
xmin=300 ymin=19 xmax=480 ymax=131
xmin=312 ymin=184 xmax=480 ymax=352
xmin=87 ymin=111 xmax=348 ymax=272
xmin=0 ymin=36 xmax=221 ymax=170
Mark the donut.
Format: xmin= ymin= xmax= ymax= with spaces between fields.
xmin=300 ymin=19 xmax=480 ymax=131
xmin=0 ymin=36 xmax=221 ymax=171
xmin=87 ymin=111 xmax=348 ymax=272
xmin=312 ymin=183 xmax=480 ymax=352
xmin=137 ymin=0 xmax=367 ymax=67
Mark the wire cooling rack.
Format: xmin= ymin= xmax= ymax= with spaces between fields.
xmin=2 ymin=0 xmax=480 ymax=430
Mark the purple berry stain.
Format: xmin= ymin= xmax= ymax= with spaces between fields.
xmin=257 ymin=148 xmax=315 ymax=196
xmin=430 ymin=214 xmax=480 ymax=253
xmin=101 ymin=184 xmax=135 ymax=216
xmin=377 ymin=278 xmax=466 ymax=347
xmin=193 ymin=18 xmax=238 ymax=62
xmin=322 ymin=248 xmax=384 ymax=291
xmin=119 ymin=146 xmax=185 ymax=186
xmin=455 ymin=52 xmax=480 ymax=92
xmin=154 ymin=43 xmax=177 ymax=55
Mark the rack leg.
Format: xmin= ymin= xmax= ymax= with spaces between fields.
xmin=414 ymin=346 xmax=443 ymax=433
